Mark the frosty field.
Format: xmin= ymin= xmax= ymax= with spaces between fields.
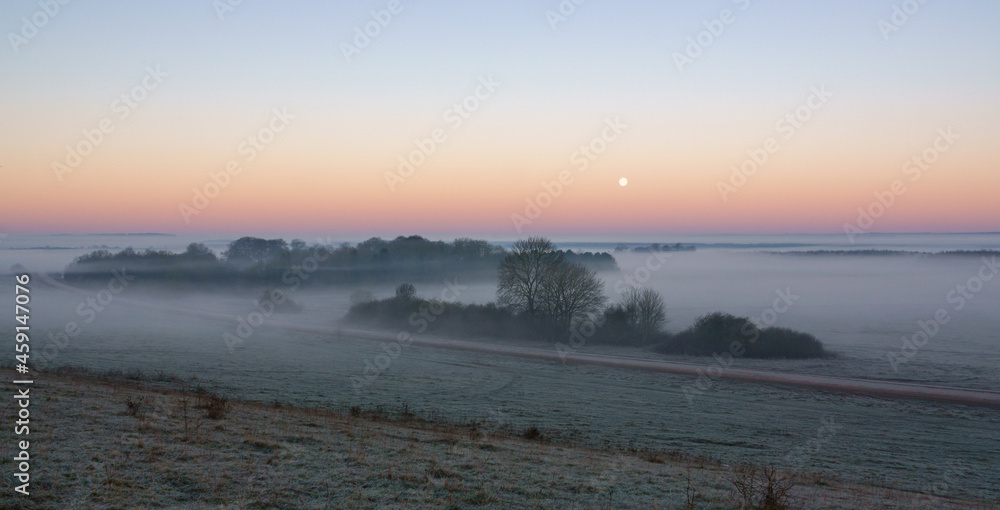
xmin=4 ymin=238 xmax=999 ymax=504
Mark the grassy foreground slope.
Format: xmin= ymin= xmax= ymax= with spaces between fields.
xmin=0 ymin=368 xmax=994 ymax=509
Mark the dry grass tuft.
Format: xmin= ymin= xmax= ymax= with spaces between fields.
xmin=522 ymin=426 xmax=542 ymax=440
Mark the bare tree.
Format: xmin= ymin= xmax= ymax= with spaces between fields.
xmin=622 ymin=287 xmax=667 ymax=344
xmin=497 ymin=237 xmax=561 ymax=314
xmin=539 ymin=262 xmax=606 ymax=326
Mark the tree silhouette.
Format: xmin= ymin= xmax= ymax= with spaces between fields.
xmin=496 ymin=237 xmax=562 ymax=315
xmin=622 ymin=287 xmax=667 ymax=344
xmin=395 ymin=283 xmax=416 ymax=300
xmin=539 ymin=262 xmax=606 ymax=326
xmin=223 ymin=237 xmax=287 ymax=269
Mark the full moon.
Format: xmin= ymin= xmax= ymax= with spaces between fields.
xmin=619 ymin=177 xmax=628 ymax=187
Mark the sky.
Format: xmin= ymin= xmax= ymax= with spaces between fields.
xmin=1 ymin=0 xmax=998 ymax=238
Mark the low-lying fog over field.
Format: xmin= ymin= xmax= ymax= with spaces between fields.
xmin=7 ymin=2 xmax=1000 ymax=506
xmin=2 ymin=232 xmax=999 ymax=500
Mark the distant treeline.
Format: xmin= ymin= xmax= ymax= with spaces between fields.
xmin=62 ymin=235 xmax=617 ymax=285
xmin=615 ymin=243 xmax=696 ymax=253
xmin=773 ymin=249 xmax=1000 ymax=257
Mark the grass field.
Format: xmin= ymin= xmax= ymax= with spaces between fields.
xmin=2 ymin=367 xmax=997 ymax=509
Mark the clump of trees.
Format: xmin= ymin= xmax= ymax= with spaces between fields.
xmin=654 ymin=312 xmax=826 ymax=359
xmin=62 ymin=235 xmax=618 ymax=286
xmin=345 ymin=287 xmax=565 ymax=341
xmin=344 ymin=238 xmax=827 ymax=358
xmin=497 ymin=237 xmax=609 ymax=327
xmin=66 ymin=242 xmax=224 ymax=283
xmin=346 ymin=237 xmax=670 ymax=346
xmin=495 ymin=237 xmax=670 ymax=343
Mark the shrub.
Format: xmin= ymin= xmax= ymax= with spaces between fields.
xmin=729 ymin=463 xmax=794 ymax=510
xmin=193 ymin=389 xmax=231 ymax=420
xmin=123 ymin=395 xmax=147 ymax=416
xmin=655 ymin=312 xmax=825 ymax=359
xmin=204 ymin=395 xmax=230 ymax=420
xmin=395 ymin=283 xmax=416 ymax=300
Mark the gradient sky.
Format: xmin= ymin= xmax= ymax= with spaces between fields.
xmin=2 ymin=0 xmax=998 ymax=237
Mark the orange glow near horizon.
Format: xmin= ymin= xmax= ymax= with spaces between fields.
xmin=9 ymin=139 xmax=998 ymax=236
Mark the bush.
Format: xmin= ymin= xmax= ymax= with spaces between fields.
xmin=204 ymin=395 xmax=230 ymax=420
xmin=395 ymin=283 xmax=416 ymax=300
xmin=654 ymin=312 xmax=826 ymax=359
xmin=123 ymin=395 xmax=148 ymax=416
xmin=729 ymin=464 xmax=794 ymax=510
xmin=193 ymin=389 xmax=231 ymax=420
